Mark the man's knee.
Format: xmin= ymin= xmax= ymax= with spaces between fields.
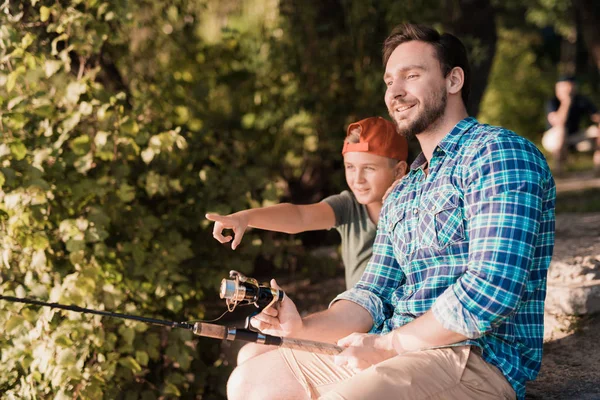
xmin=237 ymin=343 xmax=273 ymax=365
xmin=227 ymin=365 xmax=249 ymax=400
xmin=227 ymin=350 xmax=308 ymax=400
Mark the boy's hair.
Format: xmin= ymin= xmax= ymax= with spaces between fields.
xmin=342 ymin=117 xmax=408 ymax=162
xmin=382 ymin=23 xmax=471 ymax=107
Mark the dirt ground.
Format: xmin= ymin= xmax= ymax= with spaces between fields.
xmin=526 ymin=313 xmax=600 ymax=399
xmin=525 ymin=211 xmax=600 ymax=399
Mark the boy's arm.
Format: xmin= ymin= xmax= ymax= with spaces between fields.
xmin=206 ymin=202 xmax=336 ymax=249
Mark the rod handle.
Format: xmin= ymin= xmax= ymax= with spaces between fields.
xmin=281 ymin=337 xmax=344 ymax=355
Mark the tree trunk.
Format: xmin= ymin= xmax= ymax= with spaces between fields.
xmin=442 ymin=0 xmax=497 ymax=117
xmin=573 ymin=0 xmax=600 ymax=73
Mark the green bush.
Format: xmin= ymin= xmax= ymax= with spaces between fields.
xmin=0 ymin=1 xmax=310 ymax=398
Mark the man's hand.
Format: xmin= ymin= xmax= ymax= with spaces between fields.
xmin=250 ymin=279 xmax=303 ymax=337
xmin=334 ymin=332 xmax=397 ymax=372
xmin=205 ymin=212 xmax=249 ymax=250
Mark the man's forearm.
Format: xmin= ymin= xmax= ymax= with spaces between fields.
xmin=383 ymin=310 xmax=468 ymax=354
xmin=296 ymin=300 xmax=373 ymax=343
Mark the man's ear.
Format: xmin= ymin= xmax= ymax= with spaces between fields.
xmin=447 ymin=67 xmax=464 ymax=95
xmin=394 ymin=160 xmax=408 ymax=178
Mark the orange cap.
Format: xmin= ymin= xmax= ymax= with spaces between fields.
xmin=342 ymin=117 xmax=408 ymax=161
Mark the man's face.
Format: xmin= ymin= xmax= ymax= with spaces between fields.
xmin=384 ymin=41 xmax=448 ymax=139
xmin=343 ymin=152 xmax=400 ymax=205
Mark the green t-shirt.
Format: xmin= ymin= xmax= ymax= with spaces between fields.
xmin=322 ymin=190 xmax=377 ymax=289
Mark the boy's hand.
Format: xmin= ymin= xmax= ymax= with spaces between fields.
xmin=205 ymin=212 xmax=248 ymax=250
xmin=250 ymin=279 xmax=303 ymax=337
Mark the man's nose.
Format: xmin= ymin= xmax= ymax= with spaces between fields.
xmin=388 ymin=80 xmax=406 ymax=99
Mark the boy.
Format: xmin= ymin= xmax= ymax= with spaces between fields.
xmin=206 ymin=116 xmax=408 ymax=289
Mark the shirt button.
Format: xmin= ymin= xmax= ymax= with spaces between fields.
xmin=413 ymin=208 xmax=419 ymax=215
xmin=406 ymin=289 xmax=413 ymax=295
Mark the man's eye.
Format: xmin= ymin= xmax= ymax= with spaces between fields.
xmin=407 ymin=74 xmax=418 ymax=79
xmin=385 ymin=80 xmax=393 ymax=86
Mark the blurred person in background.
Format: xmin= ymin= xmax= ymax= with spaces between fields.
xmin=542 ymin=76 xmax=600 ymax=176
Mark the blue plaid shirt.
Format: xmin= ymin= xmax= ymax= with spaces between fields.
xmin=333 ymin=118 xmax=555 ymax=399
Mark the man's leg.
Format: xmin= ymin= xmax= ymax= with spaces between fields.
xmin=228 ymin=347 xmax=357 ymax=400
xmin=320 ymin=346 xmax=515 ymax=400
xmin=227 ymin=347 xmax=312 ymax=400
xmin=236 ymin=343 xmax=276 ymax=365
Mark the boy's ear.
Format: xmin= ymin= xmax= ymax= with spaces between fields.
xmin=394 ymin=161 xmax=408 ymax=178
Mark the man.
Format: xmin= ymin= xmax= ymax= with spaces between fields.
xmin=226 ymin=23 xmax=555 ymax=400
xmin=541 ymin=76 xmax=600 ymax=175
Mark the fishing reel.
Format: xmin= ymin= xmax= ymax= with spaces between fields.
xmin=220 ymin=270 xmax=284 ymax=312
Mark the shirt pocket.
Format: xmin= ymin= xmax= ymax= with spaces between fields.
xmin=420 ymin=190 xmax=465 ymax=250
xmin=386 ymin=208 xmax=413 ymax=259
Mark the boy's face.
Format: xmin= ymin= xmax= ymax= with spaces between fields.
xmin=343 ymin=152 xmax=402 ymax=205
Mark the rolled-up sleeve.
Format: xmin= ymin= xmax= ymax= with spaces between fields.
xmin=432 ymin=137 xmax=545 ymax=338
xmin=330 ymin=203 xmax=405 ymax=331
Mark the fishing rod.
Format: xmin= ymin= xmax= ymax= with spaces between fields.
xmin=0 ymin=270 xmax=343 ymax=356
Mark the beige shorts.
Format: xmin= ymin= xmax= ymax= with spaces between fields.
xmin=279 ymin=345 xmax=516 ymax=400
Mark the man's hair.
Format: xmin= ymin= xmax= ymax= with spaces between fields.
xmin=382 ymin=23 xmax=471 ymax=107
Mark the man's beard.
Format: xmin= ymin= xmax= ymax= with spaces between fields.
xmin=389 ymin=86 xmax=447 ymax=139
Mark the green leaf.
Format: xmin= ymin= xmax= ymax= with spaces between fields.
xmin=166 ymin=295 xmax=183 ymax=313
xmin=10 ymin=141 xmax=27 ymax=160
xmin=64 ymin=82 xmax=87 ymax=105
xmin=121 ymin=118 xmax=139 ymax=135
xmin=55 ymin=334 xmax=74 ymax=347
xmin=117 ymin=183 xmax=135 ymax=203
xmin=118 ymin=356 xmax=142 ymax=373
xmin=40 ymin=6 xmax=50 ymax=22
xmin=57 ymin=348 xmax=76 ymax=366
xmin=5 ymin=315 xmax=26 ymax=333
xmin=135 ymin=350 xmax=149 ymax=367
xmin=118 ymin=325 xmax=135 ymax=345
xmin=163 ymin=382 xmax=181 ymax=396
xmin=66 ymin=239 xmax=86 ymax=253
xmin=6 ymin=71 xmax=18 ymax=92
xmin=0 ymin=171 xmax=4 ymax=188
xmin=44 ymin=60 xmax=62 ymax=77
xmin=32 ymin=233 xmax=50 ymax=250
xmin=70 ymin=135 xmax=91 ymax=155
xmin=61 ymin=112 xmax=81 ymax=134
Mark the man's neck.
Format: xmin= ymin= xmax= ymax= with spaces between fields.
xmin=416 ymin=108 xmax=469 ymax=163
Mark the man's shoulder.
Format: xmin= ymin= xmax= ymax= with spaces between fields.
xmin=460 ymin=122 xmax=517 ymax=149
xmin=462 ymin=122 xmax=535 ymax=151
xmin=459 ymin=122 xmax=549 ymax=171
